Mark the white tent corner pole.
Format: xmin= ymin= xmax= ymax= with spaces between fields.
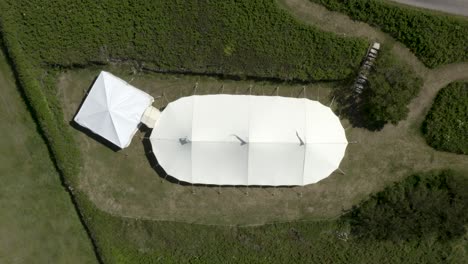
xmin=329 ymin=96 xmax=336 ymax=108
xmin=162 ymin=92 xmax=170 ymax=105
xmin=193 ymin=82 xmax=198 ymax=95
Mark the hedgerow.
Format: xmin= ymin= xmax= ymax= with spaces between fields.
xmin=343 ymin=170 xmax=468 ymax=241
xmin=0 ymin=8 xmax=81 ymax=186
xmin=4 ymin=0 xmax=367 ymax=81
xmin=422 ymin=82 xmax=468 ymax=154
xmin=75 ymin=171 xmax=466 ymax=264
xmin=310 ymin=0 xmax=468 ymax=68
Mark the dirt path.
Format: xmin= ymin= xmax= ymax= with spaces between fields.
xmin=405 ymin=63 xmax=468 ymax=126
xmin=278 ymin=0 xmax=468 ymax=125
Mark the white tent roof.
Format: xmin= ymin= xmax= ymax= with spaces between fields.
xmin=150 ymin=95 xmax=347 ymax=186
xmin=74 ymin=71 xmax=154 ymax=148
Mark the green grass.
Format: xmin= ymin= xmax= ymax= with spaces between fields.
xmin=422 ymin=82 xmax=468 ymax=154
xmin=2 ymin=0 xmax=367 ymax=81
xmin=309 ymin=0 xmax=468 ymax=68
xmin=57 ymin=66 xmax=468 ymax=226
xmin=0 ymin=48 xmax=97 ymax=263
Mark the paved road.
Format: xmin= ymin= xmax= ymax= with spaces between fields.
xmin=390 ymin=0 xmax=468 ymax=16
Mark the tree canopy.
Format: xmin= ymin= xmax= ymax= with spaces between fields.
xmin=362 ymin=48 xmax=422 ymax=128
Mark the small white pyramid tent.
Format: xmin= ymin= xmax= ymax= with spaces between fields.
xmin=74 ymin=71 xmax=154 ymax=148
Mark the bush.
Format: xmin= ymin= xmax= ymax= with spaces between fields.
xmin=342 ymin=170 xmax=468 ymax=241
xmin=2 ymin=0 xmax=367 ymax=82
xmin=334 ymin=46 xmax=422 ymax=130
xmin=363 ymin=46 xmax=422 ymax=127
xmin=422 ymin=82 xmax=468 ymax=154
xmin=310 ymin=0 xmax=468 ymax=68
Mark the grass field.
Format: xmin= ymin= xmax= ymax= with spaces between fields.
xmin=0 ymin=48 xmax=97 ymax=263
xmin=58 ymin=64 xmax=468 ymax=225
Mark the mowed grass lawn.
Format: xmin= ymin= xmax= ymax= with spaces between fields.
xmin=58 ymin=65 xmax=468 ymax=225
xmin=0 ymin=50 xmax=97 ymax=263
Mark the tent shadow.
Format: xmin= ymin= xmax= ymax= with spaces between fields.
xmin=332 ymin=85 xmax=385 ymax=131
xmin=140 ymin=125 xmax=191 ymax=185
xmin=70 ymin=120 xmax=121 ymax=152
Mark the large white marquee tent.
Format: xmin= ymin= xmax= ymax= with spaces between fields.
xmin=74 ymin=71 xmax=154 ymax=149
xmin=150 ymin=95 xmax=348 ymax=186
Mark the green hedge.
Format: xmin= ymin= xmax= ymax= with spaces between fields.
xmin=4 ymin=0 xmax=367 ymax=81
xmin=74 ymin=173 xmax=465 ymax=264
xmin=310 ymin=0 xmax=468 ymax=68
xmin=423 ymin=82 xmax=468 ymax=154
xmin=0 ymin=12 xmax=81 ymax=185
xmin=343 ymin=170 xmax=468 ymax=241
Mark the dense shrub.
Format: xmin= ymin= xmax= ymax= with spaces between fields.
xmin=3 ymin=0 xmax=367 ymax=81
xmin=423 ymin=82 xmax=468 ymax=154
xmin=75 ymin=178 xmax=464 ymax=264
xmin=310 ymin=0 xmax=468 ymax=68
xmin=343 ymin=170 xmax=468 ymax=241
xmin=0 ymin=13 xmax=81 ymax=185
xmin=363 ymin=46 xmax=422 ymax=127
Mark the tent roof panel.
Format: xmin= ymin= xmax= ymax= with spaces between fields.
xmin=249 ymin=96 xmax=306 ymax=143
xmin=151 ymin=97 xmax=193 ymax=140
xmin=153 ymin=139 xmax=192 ymax=183
xmin=192 ymin=95 xmax=249 ymax=142
xmin=74 ymin=71 xmax=153 ymax=148
xmin=192 ymin=142 xmax=248 ymax=185
xmin=247 ymin=143 xmax=305 ymax=186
